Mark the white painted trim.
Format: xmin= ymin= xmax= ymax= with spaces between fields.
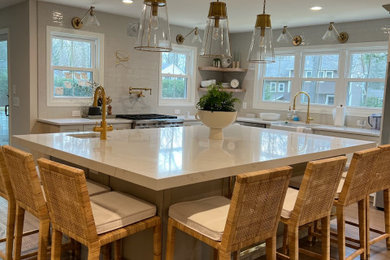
xmin=46 ymin=26 xmax=104 ymax=107
xmin=252 ymin=42 xmax=387 ymax=116
xmin=158 ymin=44 xmax=197 ymax=107
xmin=0 ymin=28 xmax=10 ymax=143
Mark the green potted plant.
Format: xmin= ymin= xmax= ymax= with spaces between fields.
xmin=196 ymin=84 xmax=240 ymax=139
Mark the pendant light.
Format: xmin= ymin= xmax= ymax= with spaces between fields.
xmin=200 ymin=0 xmax=232 ymax=58
xmin=248 ymin=0 xmax=275 ymax=63
xmin=71 ymin=6 xmax=100 ymax=29
xmin=135 ymin=0 xmax=172 ymax=52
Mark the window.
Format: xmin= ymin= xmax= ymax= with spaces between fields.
xmin=159 ymin=45 xmax=197 ymax=106
xmin=260 ymin=54 xmax=295 ymax=102
xmin=253 ymin=43 xmax=387 ymax=115
xmin=301 ymin=53 xmax=339 ymax=105
xmin=47 ymin=26 xmax=104 ymax=106
xmin=346 ymin=51 xmax=387 ymax=108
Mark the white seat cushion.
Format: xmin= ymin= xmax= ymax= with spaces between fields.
xmin=86 ymin=180 xmax=110 ymax=196
xmin=90 ymin=191 xmax=156 ymax=234
xmin=169 ymin=196 xmax=231 ymax=241
xmin=282 ymin=188 xmax=299 ymax=219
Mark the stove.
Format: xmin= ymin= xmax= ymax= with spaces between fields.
xmin=116 ymin=114 xmax=184 ymax=129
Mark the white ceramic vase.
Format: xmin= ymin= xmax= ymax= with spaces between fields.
xmin=195 ymin=110 xmax=238 ymax=140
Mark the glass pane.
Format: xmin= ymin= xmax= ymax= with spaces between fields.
xmin=53 ymin=69 xmax=93 ymax=97
xmin=0 ymin=40 xmax=8 ymax=107
xmin=301 ymin=81 xmax=336 ymax=105
xmin=161 ymin=52 xmax=187 ymax=75
xmin=347 ymin=81 xmax=384 ymax=108
xmin=263 ymin=80 xmax=291 ymax=102
xmin=52 ymin=37 xmax=92 ymax=68
xmin=303 ymin=54 xmax=339 ymax=78
xmin=265 ymin=55 xmax=295 ymax=77
xmin=162 ymin=77 xmax=187 ymax=99
xmin=349 ymin=52 xmax=387 ymax=79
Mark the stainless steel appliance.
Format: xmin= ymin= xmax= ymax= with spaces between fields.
xmin=116 ymin=114 xmax=184 ymax=129
xmin=367 ymin=114 xmax=382 ymax=130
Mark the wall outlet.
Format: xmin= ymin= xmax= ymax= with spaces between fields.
xmin=72 ymin=110 xmax=81 ymax=117
xmin=242 ymin=102 xmax=247 ymax=109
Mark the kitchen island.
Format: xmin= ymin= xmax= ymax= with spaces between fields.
xmin=13 ymin=125 xmax=375 ymax=259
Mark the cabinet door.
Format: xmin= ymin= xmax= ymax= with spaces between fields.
xmin=59 ymin=125 xmax=84 ymax=132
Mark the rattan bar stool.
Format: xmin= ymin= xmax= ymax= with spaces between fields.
xmin=366 ymin=144 xmax=390 ymax=256
xmin=166 ymin=166 xmax=292 ymax=260
xmin=0 ymin=148 xmax=40 ymax=259
xmin=332 ymin=148 xmax=380 ymax=260
xmin=279 ymin=156 xmax=347 ymax=260
xmin=2 ymin=145 xmax=51 ymax=260
xmin=37 ymin=158 xmax=161 ymax=260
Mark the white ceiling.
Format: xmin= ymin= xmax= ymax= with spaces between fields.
xmin=2 ymin=0 xmax=390 ymax=32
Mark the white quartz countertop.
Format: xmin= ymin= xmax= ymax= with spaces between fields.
xmin=37 ymin=118 xmax=132 ymax=125
xmin=13 ymin=125 xmax=375 ymax=191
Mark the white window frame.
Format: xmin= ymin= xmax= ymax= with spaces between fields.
xmin=46 ymin=26 xmax=104 ymax=107
xmin=158 ymin=44 xmax=197 ymax=107
xmin=253 ymin=42 xmax=387 ymax=116
xmin=345 ymin=48 xmax=388 ymax=112
xmin=254 ymin=51 xmax=298 ymax=109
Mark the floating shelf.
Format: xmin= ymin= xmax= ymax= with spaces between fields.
xmin=198 ymin=67 xmax=248 ymax=72
xmin=198 ymin=87 xmax=246 ymax=93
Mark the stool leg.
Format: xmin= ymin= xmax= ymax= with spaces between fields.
xmin=358 ymin=199 xmax=367 ymax=260
xmin=288 ymin=225 xmax=299 ymax=260
xmin=166 ymin=219 xmax=175 ymax=260
xmin=321 ymin=216 xmax=330 ymax=260
xmin=384 ymin=189 xmax=390 ymax=249
xmin=266 ymin=236 xmax=276 ymax=260
xmin=14 ymin=206 xmax=25 ymax=260
xmin=87 ymin=245 xmax=101 ymax=260
xmin=114 ymin=240 xmax=122 ymax=260
xmin=218 ymin=250 xmax=231 ymax=260
xmin=282 ymin=223 xmax=288 ymax=254
xmin=38 ymin=219 xmax=50 ymax=260
xmin=51 ymin=229 xmax=62 ymax=260
xmin=102 ymin=244 xmax=111 ymax=260
xmin=153 ymin=223 xmax=162 ymax=260
xmin=5 ymin=199 xmax=16 ymax=260
xmin=232 ymin=251 xmax=238 ymax=260
xmin=366 ymin=195 xmax=371 ymax=257
xmin=336 ymin=205 xmax=346 ymax=260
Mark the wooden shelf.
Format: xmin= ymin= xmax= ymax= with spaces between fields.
xmin=198 ymin=88 xmax=246 ymax=93
xmin=198 ymin=66 xmax=248 ymax=72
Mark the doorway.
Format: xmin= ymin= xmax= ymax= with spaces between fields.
xmin=0 ymin=30 xmax=9 ymax=145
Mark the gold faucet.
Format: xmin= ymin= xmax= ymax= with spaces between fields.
xmin=92 ymin=85 xmax=113 ymax=140
xmin=292 ymin=91 xmax=313 ymax=124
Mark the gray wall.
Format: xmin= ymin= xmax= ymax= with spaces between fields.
xmin=36 ymin=2 xmax=210 ymax=120
xmin=0 ymin=1 xmax=33 ymax=137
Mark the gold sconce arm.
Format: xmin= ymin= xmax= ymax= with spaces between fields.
xmin=129 ymin=87 xmax=152 ymax=98
xmin=176 ymin=27 xmax=201 ymax=44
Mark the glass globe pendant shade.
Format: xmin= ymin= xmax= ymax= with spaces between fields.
xmin=191 ymin=29 xmax=202 ymax=44
xmin=135 ymin=0 xmax=172 ymax=52
xmin=248 ymin=14 xmax=275 ymax=63
xmin=200 ymin=1 xmax=232 ymax=58
xmin=276 ymin=26 xmax=289 ymax=43
xmin=322 ymin=23 xmax=338 ymax=41
xmin=84 ymin=9 xmax=100 ymax=27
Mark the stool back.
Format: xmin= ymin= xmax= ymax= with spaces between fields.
xmin=291 ymin=156 xmax=346 ymax=226
xmin=338 ymin=148 xmax=380 ymax=206
xmin=0 ymin=149 xmax=13 ymax=199
xmin=221 ymin=166 xmax=292 ymax=251
xmin=369 ymin=144 xmax=390 ymax=193
xmin=38 ymin=158 xmax=98 ymax=244
xmin=2 ymin=146 xmax=47 ymax=218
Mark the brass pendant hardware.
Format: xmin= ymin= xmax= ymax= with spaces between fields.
xmin=338 ymin=32 xmax=349 ymax=43
xmin=255 ymin=14 xmax=271 ymax=28
xmin=208 ymin=1 xmax=227 ymax=19
xmin=144 ymin=0 xmax=166 ymax=7
xmin=71 ymin=17 xmax=82 ymax=29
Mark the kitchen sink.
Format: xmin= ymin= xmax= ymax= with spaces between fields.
xmin=67 ymin=133 xmax=100 ymax=139
xmin=270 ymin=121 xmax=316 ymax=133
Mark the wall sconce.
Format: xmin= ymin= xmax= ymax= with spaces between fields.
xmin=322 ymin=22 xmax=349 ymax=43
xmin=176 ymin=27 xmax=202 ymax=45
xmin=72 ymin=6 xmax=100 ymax=29
xmin=276 ymin=26 xmax=303 ymax=46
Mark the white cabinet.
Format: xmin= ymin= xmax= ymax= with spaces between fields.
xmin=312 ymin=129 xmax=379 ymax=143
